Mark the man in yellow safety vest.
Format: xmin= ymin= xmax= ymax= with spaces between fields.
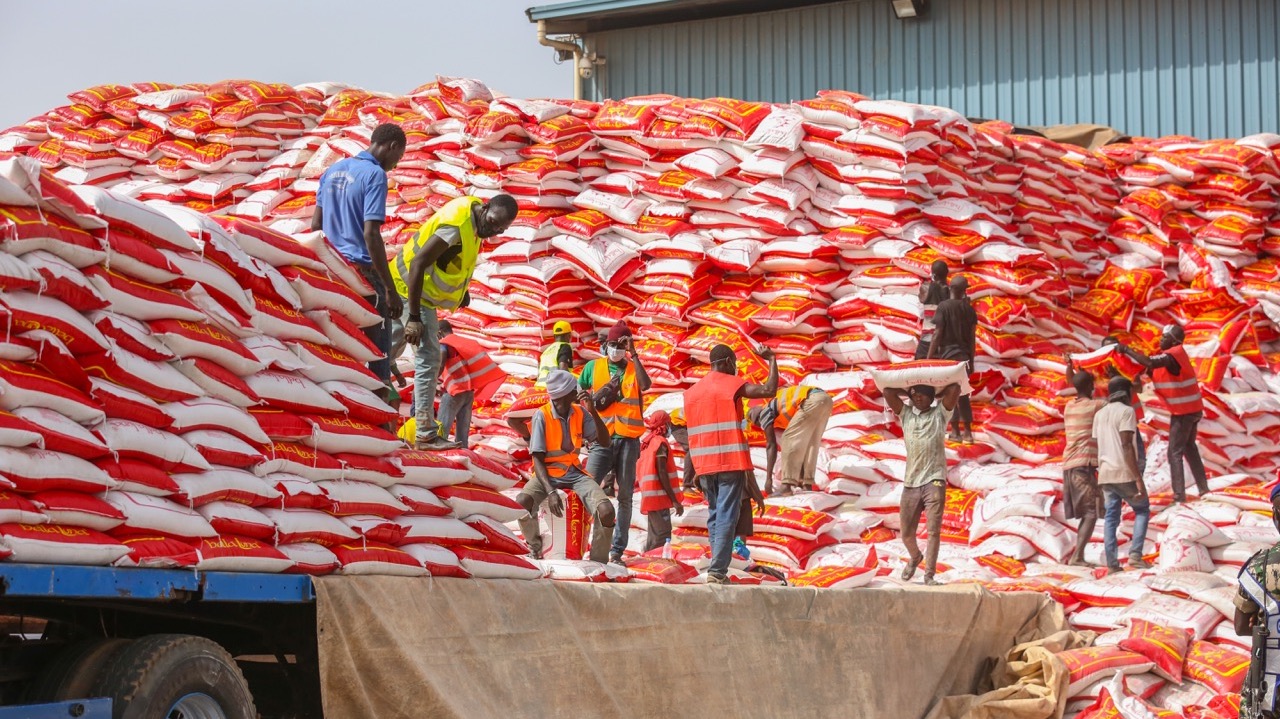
xmin=391 ymin=194 xmax=517 ymax=451
xmin=537 ymin=320 xmax=575 ymax=388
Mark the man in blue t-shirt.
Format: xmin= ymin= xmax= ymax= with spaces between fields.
xmin=312 ymin=123 xmax=406 ymax=390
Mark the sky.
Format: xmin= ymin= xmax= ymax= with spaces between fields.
xmin=1 ymin=0 xmax=571 ymax=128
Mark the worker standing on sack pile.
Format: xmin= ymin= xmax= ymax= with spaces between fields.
xmin=637 ymin=410 xmax=684 ymax=551
xmin=1115 ymin=324 xmax=1209 ymax=503
xmin=1102 ymin=335 xmax=1148 ymax=472
xmin=390 ymin=193 xmax=517 ymax=451
xmin=882 ymin=383 xmax=961 ymax=587
xmin=1233 ymin=485 xmax=1280 ymax=719
xmin=684 ymin=343 xmax=776 ymax=584
xmin=928 ymin=275 xmax=978 ymax=444
xmin=1093 ymin=376 xmax=1152 ymax=574
xmin=578 ymin=321 xmax=650 ymax=565
xmin=435 ymin=321 xmax=506 ymax=448
xmin=516 ymin=370 xmax=616 ymax=563
xmin=916 ymin=259 xmax=950 ymax=359
xmin=1063 ymin=357 xmax=1106 ymax=567
xmin=311 ymin=123 xmax=406 ymax=405
xmin=748 ymin=385 xmax=834 ymax=496
xmin=667 ymin=407 xmax=698 ymax=492
xmin=507 ymin=320 xmax=577 ymax=442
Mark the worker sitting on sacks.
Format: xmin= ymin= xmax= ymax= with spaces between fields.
xmin=392 ymin=193 xmax=517 ymax=451
xmin=516 ymin=370 xmax=615 ymax=563
xmin=928 ymin=275 xmax=978 ymax=444
xmin=748 ymin=385 xmax=834 ymax=497
xmin=916 ymin=259 xmax=950 ymax=359
xmin=1115 ymin=323 xmax=1208 ymax=504
xmin=436 ymin=321 xmax=506 ymax=448
xmin=637 ymin=410 xmax=684 ymax=551
xmin=1063 ymin=356 xmax=1106 ymax=566
xmin=508 ymin=321 xmax=577 ymax=442
xmin=882 ymin=382 xmax=961 ymax=586
xmin=578 ymin=321 xmax=652 ymax=565
xmin=684 ymin=343 xmax=776 ymax=584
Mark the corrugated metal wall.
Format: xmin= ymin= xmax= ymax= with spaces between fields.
xmin=582 ymin=0 xmax=1280 ymax=138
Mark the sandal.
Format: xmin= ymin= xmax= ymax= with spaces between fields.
xmin=900 ymin=554 xmax=922 ymax=581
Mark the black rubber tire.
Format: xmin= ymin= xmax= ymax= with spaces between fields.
xmin=25 ymin=638 xmax=133 ymax=702
xmin=91 ymin=634 xmax=257 ymax=719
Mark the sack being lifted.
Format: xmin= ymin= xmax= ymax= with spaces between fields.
xmin=868 ymin=359 xmax=972 ymax=394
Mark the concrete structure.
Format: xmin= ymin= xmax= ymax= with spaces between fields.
xmin=527 ymin=0 xmax=1280 ymax=138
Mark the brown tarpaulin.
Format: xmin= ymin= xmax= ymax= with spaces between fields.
xmin=315 ymin=578 xmax=1064 ymax=719
xmin=1035 ymin=124 xmax=1128 ymax=150
xmin=925 ymin=629 xmax=1096 ymax=719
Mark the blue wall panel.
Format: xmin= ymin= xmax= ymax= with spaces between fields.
xmin=582 ymin=0 xmax=1280 ymax=138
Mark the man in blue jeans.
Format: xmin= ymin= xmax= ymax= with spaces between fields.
xmin=1092 ymin=376 xmax=1151 ymax=573
xmin=311 ymin=124 xmax=406 ymax=394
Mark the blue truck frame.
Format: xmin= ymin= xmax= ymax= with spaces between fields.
xmin=0 ymin=564 xmax=321 ymax=718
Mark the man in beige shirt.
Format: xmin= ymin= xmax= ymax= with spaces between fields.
xmin=1092 ymin=376 xmax=1151 ymax=573
xmin=1062 ymin=357 xmax=1105 ymax=566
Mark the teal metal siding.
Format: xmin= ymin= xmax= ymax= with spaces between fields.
xmin=582 ymin=0 xmax=1280 ymax=138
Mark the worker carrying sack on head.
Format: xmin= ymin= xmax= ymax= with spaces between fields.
xmin=578 ymin=320 xmax=651 ymax=565
xmin=881 ymin=381 xmax=961 ymax=586
xmin=748 ymin=385 xmax=833 ymax=497
xmin=516 ymin=370 xmax=616 ymax=563
xmin=684 ymin=343 xmax=777 ymax=585
xmin=390 ymin=193 xmax=517 ymax=451
xmin=1115 ymin=323 xmax=1208 ymax=503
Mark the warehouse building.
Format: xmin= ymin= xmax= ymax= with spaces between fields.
xmin=526 ymin=0 xmax=1280 ymax=139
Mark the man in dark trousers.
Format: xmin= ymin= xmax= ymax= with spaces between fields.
xmin=683 ymin=343 xmax=777 ymax=584
xmin=882 ymin=382 xmax=961 ymax=586
xmin=1063 ymin=357 xmax=1106 ymax=566
xmin=916 ymin=259 xmax=950 ymax=359
xmin=928 ymin=275 xmax=978 ymax=443
xmin=312 ymin=123 xmax=406 ymax=390
xmin=579 ymin=321 xmax=651 ymax=564
xmin=1117 ymin=324 xmax=1208 ymax=503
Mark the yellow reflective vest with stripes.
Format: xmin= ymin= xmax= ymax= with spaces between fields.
xmin=390 ymin=196 xmax=482 ymax=310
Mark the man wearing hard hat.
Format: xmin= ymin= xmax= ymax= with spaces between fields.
xmin=537 ymin=321 xmax=576 ymax=389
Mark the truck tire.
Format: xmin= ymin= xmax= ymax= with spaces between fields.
xmin=26 ymin=638 xmax=132 ymax=702
xmin=91 ymin=634 xmax=257 ymax=719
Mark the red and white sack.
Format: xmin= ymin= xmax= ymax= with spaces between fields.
xmin=869 ymin=360 xmax=972 ymax=393
xmin=279 ymin=542 xmax=341 ymax=576
xmin=105 ymin=491 xmax=218 ymax=540
xmin=332 ymin=541 xmax=428 ymax=577
xmin=0 ymin=523 xmax=128 ymax=565
xmin=400 ymin=542 xmax=471 ymax=578
xmin=452 ymin=545 xmax=543 ymax=580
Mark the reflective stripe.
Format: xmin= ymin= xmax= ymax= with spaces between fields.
xmin=690 ymin=441 xmax=750 ymax=458
xmin=687 ymin=421 xmax=742 ymax=437
xmin=536 ymin=342 xmax=570 ymax=388
xmin=590 ymin=358 xmax=645 ymax=438
xmin=539 ymin=404 xmax=583 ymax=478
xmin=1153 ymin=378 xmax=1199 ymax=390
xmin=389 ymin=197 xmax=481 ymax=310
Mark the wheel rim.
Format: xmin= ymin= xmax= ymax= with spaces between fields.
xmin=168 ymin=692 xmax=227 ymax=719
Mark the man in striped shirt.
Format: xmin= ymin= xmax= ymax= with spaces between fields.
xmin=1063 ymin=357 xmax=1106 ymax=566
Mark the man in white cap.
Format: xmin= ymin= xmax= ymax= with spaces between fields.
xmin=515 ymin=369 xmax=616 ymax=563
xmin=1117 ymin=323 xmax=1208 ymax=503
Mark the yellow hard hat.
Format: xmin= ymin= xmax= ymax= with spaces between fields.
xmin=552 ymin=321 xmax=572 ymax=335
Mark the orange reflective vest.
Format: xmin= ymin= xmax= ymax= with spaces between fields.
xmin=1151 ymin=345 xmax=1203 ymax=416
xmin=589 ymin=358 xmax=645 ymax=439
xmin=773 ymin=385 xmax=815 ymax=431
xmin=537 ymin=403 xmax=584 ymax=480
xmin=684 ymin=371 xmax=752 ymax=476
xmin=637 ymin=437 xmax=676 ymax=514
xmin=440 ymin=334 xmax=506 ymax=404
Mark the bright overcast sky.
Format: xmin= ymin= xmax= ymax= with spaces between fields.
xmin=1 ymin=0 xmax=570 ymax=128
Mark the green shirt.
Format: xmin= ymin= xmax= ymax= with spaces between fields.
xmin=578 ymin=358 xmax=625 ymax=390
xmin=898 ymin=402 xmax=953 ymax=488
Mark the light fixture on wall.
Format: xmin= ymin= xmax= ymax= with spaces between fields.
xmin=891 ymin=0 xmax=926 ymax=19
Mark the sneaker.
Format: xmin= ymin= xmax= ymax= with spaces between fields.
xmin=1128 ymin=556 xmax=1152 ymax=570
xmin=1106 ymin=564 xmax=1124 ymax=575
xmin=416 ymin=437 xmax=460 ymax=451
xmin=608 ymin=554 xmax=625 ymax=566
xmin=706 ymin=573 xmax=729 ymax=585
